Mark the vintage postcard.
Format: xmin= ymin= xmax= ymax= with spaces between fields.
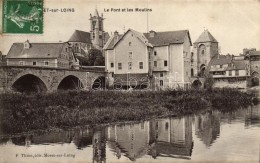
xmin=0 ymin=0 xmax=260 ymax=163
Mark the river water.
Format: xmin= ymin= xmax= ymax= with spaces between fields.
xmin=0 ymin=105 xmax=260 ymax=163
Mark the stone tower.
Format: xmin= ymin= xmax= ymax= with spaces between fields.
xmin=90 ymin=9 xmax=105 ymax=50
xmin=192 ymin=30 xmax=218 ymax=77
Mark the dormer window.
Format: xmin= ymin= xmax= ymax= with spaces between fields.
xmin=24 ymin=40 xmax=30 ymax=49
xmin=149 ymin=30 xmax=156 ymax=37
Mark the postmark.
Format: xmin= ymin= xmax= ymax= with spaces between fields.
xmin=2 ymin=0 xmax=43 ymax=34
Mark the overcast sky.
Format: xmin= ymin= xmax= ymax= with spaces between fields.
xmin=0 ymin=0 xmax=259 ymax=55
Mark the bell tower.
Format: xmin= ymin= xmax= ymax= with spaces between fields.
xmin=192 ymin=29 xmax=219 ymax=77
xmin=90 ymin=9 xmax=104 ymax=50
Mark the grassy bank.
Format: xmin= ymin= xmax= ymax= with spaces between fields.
xmin=0 ymin=88 xmax=254 ymax=134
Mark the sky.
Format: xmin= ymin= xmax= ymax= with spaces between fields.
xmin=0 ymin=0 xmax=259 ymax=55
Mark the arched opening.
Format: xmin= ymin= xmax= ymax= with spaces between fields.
xmin=12 ymin=74 xmax=47 ymax=93
xmin=58 ymin=75 xmax=82 ymax=90
xmin=252 ymin=77 xmax=259 ymax=87
xmin=191 ymin=68 xmax=194 ymax=77
xmin=199 ymin=64 xmax=206 ymax=77
xmin=192 ymin=79 xmax=202 ymax=89
xmin=92 ymin=76 xmax=106 ymax=90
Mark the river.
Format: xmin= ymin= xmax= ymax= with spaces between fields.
xmin=0 ymin=104 xmax=260 ymax=163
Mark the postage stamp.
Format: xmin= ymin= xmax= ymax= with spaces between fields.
xmin=2 ymin=0 xmax=43 ymax=34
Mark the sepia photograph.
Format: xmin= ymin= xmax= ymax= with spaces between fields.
xmin=0 ymin=0 xmax=260 ymax=162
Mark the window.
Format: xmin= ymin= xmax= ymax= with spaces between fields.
xmin=19 ymin=61 xmax=24 ymax=65
xmin=118 ymin=63 xmax=122 ymax=70
xmin=235 ymin=70 xmax=239 ymax=76
xmin=44 ymin=61 xmax=49 ymax=66
xmin=154 ymin=51 xmax=157 ymax=56
xmin=160 ymin=72 xmax=163 ymax=77
xmin=111 ymin=62 xmax=114 ymax=68
xmin=229 ymin=70 xmax=232 ymax=76
xmin=154 ymin=61 xmax=157 ymax=67
xmin=220 ymin=65 xmax=223 ymax=68
xmin=129 ymin=42 xmax=131 ymax=46
xmin=164 ymin=60 xmax=168 ymax=67
xmin=128 ymin=51 xmax=133 ymax=59
xmin=191 ymin=68 xmax=194 ymax=77
xmin=33 ymin=61 xmax=36 ymax=66
xmin=202 ymin=50 xmax=205 ymax=55
xmin=160 ymin=80 xmax=164 ymax=86
xmin=128 ymin=62 xmax=132 ymax=70
xmin=139 ymin=62 xmax=143 ymax=69
xmin=65 ymin=48 xmax=68 ymax=52
xmin=165 ymin=122 xmax=169 ymax=130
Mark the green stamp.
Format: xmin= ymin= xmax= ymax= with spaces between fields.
xmin=2 ymin=0 xmax=43 ymax=34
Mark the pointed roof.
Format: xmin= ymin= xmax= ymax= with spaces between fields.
xmin=68 ymin=30 xmax=91 ymax=44
xmin=94 ymin=9 xmax=99 ymax=17
xmin=107 ymin=29 xmax=152 ymax=50
xmin=195 ymin=30 xmax=218 ymax=43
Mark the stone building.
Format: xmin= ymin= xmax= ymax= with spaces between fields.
xmin=6 ymin=40 xmax=79 ymax=69
xmin=192 ymin=30 xmax=219 ymax=77
xmin=104 ymin=28 xmax=192 ymax=90
xmin=68 ymin=9 xmax=110 ymax=57
xmin=247 ymin=50 xmax=260 ymax=86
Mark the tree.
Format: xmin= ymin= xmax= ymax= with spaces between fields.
xmin=86 ymin=49 xmax=105 ymax=66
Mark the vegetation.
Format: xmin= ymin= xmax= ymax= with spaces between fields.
xmin=76 ymin=49 xmax=105 ymax=66
xmin=0 ymin=88 xmax=254 ymax=134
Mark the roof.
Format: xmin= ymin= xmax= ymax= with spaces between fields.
xmin=194 ymin=30 xmax=218 ymax=43
xmin=208 ymin=55 xmax=248 ymax=71
xmin=249 ymin=51 xmax=260 ymax=56
xmin=143 ymin=30 xmax=192 ymax=46
xmin=68 ymin=30 xmax=91 ymax=44
xmin=104 ymin=34 xmax=123 ymax=50
xmin=6 ymin=42 xmax=67 ymax=59
xmin=208 ymin=55 xmax=232 ymax=66
xmin=105 ymin=29 xmax=153 ymax=50
xmin=226 ymin=60 xmax=247 ymax=70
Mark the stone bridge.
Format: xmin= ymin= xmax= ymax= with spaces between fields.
xmin=0 ymin=66 xmax=106 ymax=93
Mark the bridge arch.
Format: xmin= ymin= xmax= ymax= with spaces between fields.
xmin=12 ymin=74 xmax=48 ymax=93
xmin=57 ymin=75 xmax=84 ymax=90
xmin=91 ymin=76 xmax=106 ymax=90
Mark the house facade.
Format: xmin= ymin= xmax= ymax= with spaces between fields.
xmin=208 ymin=55 xmax=250 ymax=88
xmin=104 ymin=29 xmax=192 ymax=90
xmin=6 ymin=40 xmax=79 ymax=69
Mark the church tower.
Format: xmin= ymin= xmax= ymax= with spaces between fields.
xmin=192 ymin=30 xmax=219 ymax=77
xmin=90 ymin=9 xmax=105 ymax=50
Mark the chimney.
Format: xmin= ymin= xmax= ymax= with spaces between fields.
xmin=114 ymin=30 xmax=119 ymax=43
xmin=149 ymin=30 xmax=156 ymax=37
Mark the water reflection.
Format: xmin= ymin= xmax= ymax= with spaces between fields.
xmin=195 ymin=111 xmax=220 ymax=147
xmin=0 ymin=105 xmax=260 ymax=162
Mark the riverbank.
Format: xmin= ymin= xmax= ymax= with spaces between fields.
xmin=0 ymin=88 xmax=254 ymax=134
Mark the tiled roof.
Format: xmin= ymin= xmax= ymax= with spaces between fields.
xmin=226 ymin=60 xmax=247 ymax=70
xmin=194 ymin=30 xmax=218 ymax=43
xmin=208 ymin=55 xmax=232 ymax=66
xmin=68 ymin=30 xmax=92 ymax=43
xmin=6 ymin=42 xmax=66 ymax=59
xmin=103 ymin=34 xmax=123 ymax=50
xmin=249 ymin=51 xmax=260 ymax=56
xmin=143 ymin=30 xmax=192 ymax=46
xmin=208 ymin=55 xmax=247 ymax=71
